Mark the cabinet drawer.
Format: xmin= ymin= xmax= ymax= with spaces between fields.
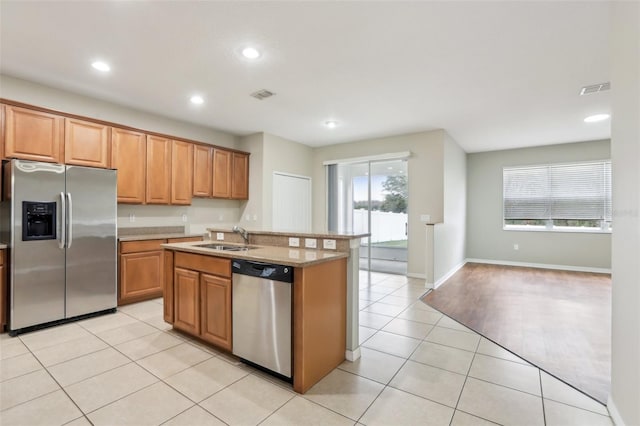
xmin=0 ymin=249 xmax=4 ymax=266
xmin=120 ymin=239 xmax=166 ymax=254
xmin=175 ymin=252 xmax=231 ymax=278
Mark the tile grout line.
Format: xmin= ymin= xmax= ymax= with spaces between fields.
xmin=6 ymin=336 xmax=89 ymax=424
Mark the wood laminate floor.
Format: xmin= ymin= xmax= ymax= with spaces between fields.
xmin=422 ymin=262 xmax=611 ymax=403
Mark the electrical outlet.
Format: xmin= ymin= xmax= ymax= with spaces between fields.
xmin=129 ymin=213 xmax=135 ymax=223
xmin=513 ymin=243 xmax=519 ymax=250
xmin=245 ymin=214 xmax=250 ymax=221
xmin=218 ymin=214 xmax=224 ymax=221
xmin=289 ymin=237 xmax=300 ymax=247
xmin=253 ymin=214 xmax=258 ymax=221
xmin=289 ymin=249 xmax=300 ymax=259
xmin=181 ymin=214 xmax=188 ymax=222
xmin=305 ymin=238 xmax=317 ymax=249
xmin=323 ymin=239 xmax=336 ymax=250
xmin=216 ymin=233 xmax=224 ymax=241
xmin=420 ymin=214 xmax=431 ymax=223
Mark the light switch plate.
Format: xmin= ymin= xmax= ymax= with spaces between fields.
xmin=420 ymin=214 xmax=431 ymax=223
xmin=216 ymin=233 xmax=224 ymax=241
xmin=305 ymin=238 xmax=317 ymax=249
xmin=323 ymin=239 xmax=336 ymax=250
xmin=289 ymin=237 xmax=300 ymax=247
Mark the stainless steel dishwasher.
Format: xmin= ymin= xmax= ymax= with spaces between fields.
xmin=232 ymin=259 xmax=293 ymax=378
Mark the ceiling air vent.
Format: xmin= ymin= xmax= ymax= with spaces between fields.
xmin=250 ymin=89 xmax=275 ymax=100
xmin=580 ymin=82 xmax=610 ymax=96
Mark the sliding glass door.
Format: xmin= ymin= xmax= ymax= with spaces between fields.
xmin=328 ymin=159 xmax=408 ymax=274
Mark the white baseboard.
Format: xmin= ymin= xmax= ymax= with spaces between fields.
xmin=434 ymin=261 xmax=467 ymax=289
xmin=345 ymin=347 xmax=361 ymax=362
xmin=607 ymin=396 xmax=625 ymax=426
xmin=407 ymin=272 xmax=427 ymax=280
xmin=465 ymin=258 xmax=611 ymax=274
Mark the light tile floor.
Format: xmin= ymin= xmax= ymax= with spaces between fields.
xmin=0 ymin=271 xmax=613 ymax=425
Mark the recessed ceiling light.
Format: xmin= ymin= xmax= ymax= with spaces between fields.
xmin=387 ymin=167 xmax=393 ymax=170
xmin=325 ymin=120 xmax=338 ymax=129
xmin=242 ymin=47 xmax=260 ymax=59
xmin=91 ymin=61 xmax=110 ymax=72
xmin=584 ymin=114 xmax=610 ymax=123
xmin=190 ymin=95 xmax=204 ymax=105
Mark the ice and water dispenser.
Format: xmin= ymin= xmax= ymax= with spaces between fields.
xmin=22 ymin=201 xmax=56 ymax=241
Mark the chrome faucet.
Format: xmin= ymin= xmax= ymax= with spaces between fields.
xmin=232 ymin=225 xmax=249 ymax=244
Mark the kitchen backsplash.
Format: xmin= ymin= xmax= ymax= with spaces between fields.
xmin=117 ymin=198 xmax=242 ymax=234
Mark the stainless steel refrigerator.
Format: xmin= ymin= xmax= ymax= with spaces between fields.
xmin=1 ymin=159 xmax=117 ymax=335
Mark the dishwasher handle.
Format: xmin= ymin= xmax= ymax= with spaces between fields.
xmin=232 ymin=259 xmax=293 ymax=283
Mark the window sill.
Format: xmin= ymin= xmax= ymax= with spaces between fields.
xmin=503 ymin=226 xmax=611 ymax=234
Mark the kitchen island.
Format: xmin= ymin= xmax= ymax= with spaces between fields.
xmin=162 ymin=240 xmax=348 ymax=393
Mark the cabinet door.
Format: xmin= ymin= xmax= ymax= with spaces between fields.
xmin=146 ymin=135 xmax=172 ymax=204
xmin=171 ymin=140 xmax=193 ymax=205
xmin=4 ymin=105 xmax=64 ymax=163
xmin=111 ymin=128 xmax=146 ymax=204
xmin=1 ymin=105 xmax=5 ymax=160
xmin=212 ymin=149 xmax=231 ymax=198
xmin=118 ymin=250 xmax=164 ymax=305
xmin=0 ymin=250 xmax=5 ymax=331
xmin=163 ymin=250 xmax=174 ymax=324
xmin=174 ymin=268 xmax=200 ymax=335
xmin=65 ymin=118 xmax=110 ymax=168
xmin=200 ymin=274 xmax=232 ymax=350
xmin=193 ymin=145 xmax=212 ymax=197
xmin=231 ymin=152 xmax=249 ymax=200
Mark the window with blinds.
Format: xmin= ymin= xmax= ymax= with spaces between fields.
xmin=503 ymin=160 xmax=611 ymax=231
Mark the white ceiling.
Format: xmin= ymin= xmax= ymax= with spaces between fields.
xmin=0 ymin=1 xmax=611 ymax=152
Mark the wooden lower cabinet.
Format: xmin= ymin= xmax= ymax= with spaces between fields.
xmin=119 ymin=237 xmax=202 ymax=307
xmin=0 ymin=250 xmax=5 ymax=331
xmin=165 ymin=252 xmax=232 ymax=351
xmin=163 ymin=250 xmax=174 ymax=323
xmin=119 ymin=251 xmax=164 ymax=305
xmin=118 ymin=240 xmax=164 ymax=305
xmin=200 ymin=274 xmax=232 ymax=350
xmin=173 ymin=268 xmax=201 ymax=335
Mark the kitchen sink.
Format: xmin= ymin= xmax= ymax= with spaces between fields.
xmin=196 ymin=243 xmax=255 ymax=252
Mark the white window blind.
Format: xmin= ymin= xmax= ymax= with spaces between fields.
xmin=504 ymin=161 xmax=612 ymax=221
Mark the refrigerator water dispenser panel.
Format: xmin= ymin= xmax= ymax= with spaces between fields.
xmin=22 ymin=201 xmax=56 ymax=241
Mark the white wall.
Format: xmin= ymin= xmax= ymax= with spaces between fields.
xmin=313 ymin=130 xmax=445 ymax=278
xmin=466 ymin=140 xmax=612 ymax=270
xmin=239 ymin=132 xmax=314 ymax=231
xmin=0 ymin=74 xmax=238 ymax=148
xmin=117 ymin=198 xmax=242 ymax=235
xmin=609 ymin=3 xmax=640 ymax=425
xmin=238 ymin=133 xmax=265 ymax=229
xmin=434 ymin=132 xmax=467 ymax=283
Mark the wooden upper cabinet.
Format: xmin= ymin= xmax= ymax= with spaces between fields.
xmin=171 ymin=140 xmax=193 ymax=205
xmin=111 ymin=128 xmax=146 ymax=204
xmin=146 ymin=135 xmax=172 ymax=204
xmin=64 ymin=118 xmax=110 ymax=168
xmin=212 ymin=149 xmax=231 ymax=198
xmin=4 ymin=105 xmax=64 ymax=163
xmin=231 ymin=152 xmax=249 ymax=200
xmin=193 ymin=145 xmax=212 ymax=197
xmin=1 ymin=105 xmax=5 ymax=160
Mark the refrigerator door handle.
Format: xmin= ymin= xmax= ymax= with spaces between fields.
xmin=66 ymin=192 xmax=73 ymax=249
xmin=59 ymin=192 xmax=66 ymax=249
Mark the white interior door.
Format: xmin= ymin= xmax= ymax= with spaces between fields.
xmin=273 ymin=172 xmax=312 ymax=232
